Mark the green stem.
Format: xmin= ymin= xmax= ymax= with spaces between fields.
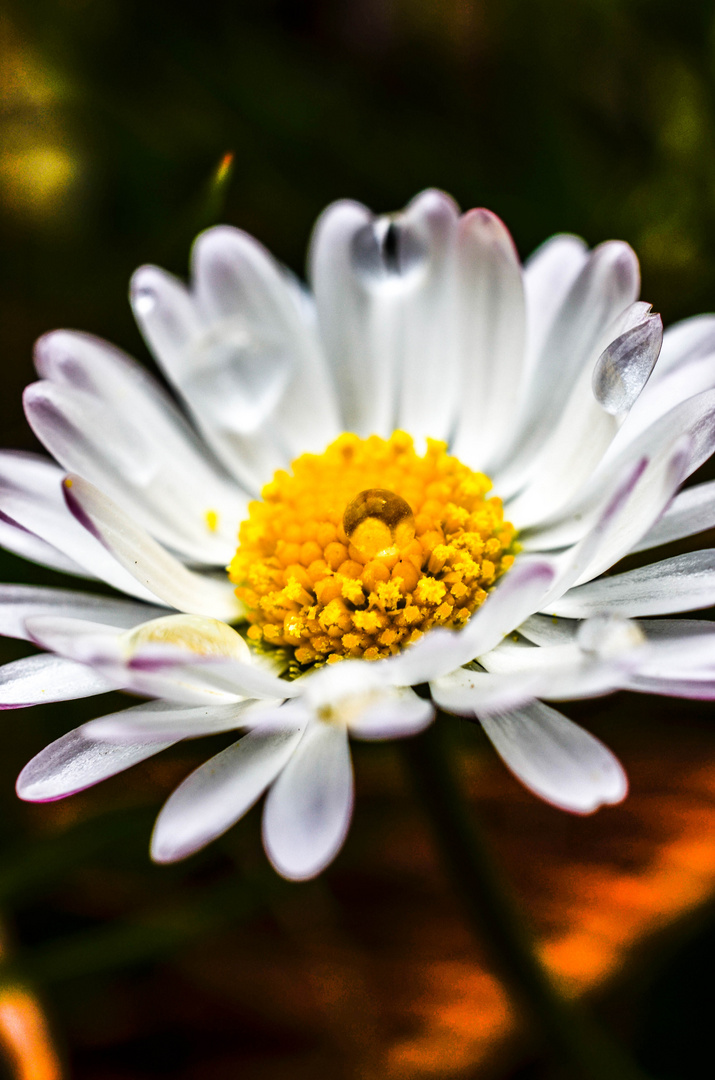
xmin=402 ymin=717 xmax=650 ymax=1080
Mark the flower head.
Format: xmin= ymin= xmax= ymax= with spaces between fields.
xmin=4 ymin=189 xmax=715 ymax=879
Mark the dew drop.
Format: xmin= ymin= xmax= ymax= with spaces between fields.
xmin=133 ymin=287 xmax=157 ymax=316
xmin=592 ymin=315 xmax=662 ymax=416
xmin=122 ymin=614 xmax=249 ymax=661
xmin=351 ymin=217 xmax=427 ymax=289
xmin=183 ymin=321 xmax=293 ymax=433
xmin=343 ymin=488 xmax=415 ymax=560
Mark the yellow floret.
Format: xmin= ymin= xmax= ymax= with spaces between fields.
xmin=341 ymin=578 xmax=366 ymax=605
xmin=415 ymin=578 xmax=447 ymax=605
xmin=375 ymin=580 xmax=403 ymax=610
xmin=352 ymin=610 xmax=382 ymax=633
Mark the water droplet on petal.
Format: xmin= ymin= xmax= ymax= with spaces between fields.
xmin=592 ymin=315 xmax=662 ymax=415
xmin=577 ymin=614 xmax=645 ymax=657
xmin=122 ymin=614 xmax=249 ymax=660
xmin=351 ymin=217 xmax=428 ymax=291
xmin=134 ymin=287 xmax=157 ymax=316
xmin=183 ymin=320 xmax=294 ymax=433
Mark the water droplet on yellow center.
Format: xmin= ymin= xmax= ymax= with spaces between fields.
xmin=342 ymin=488 xmax=416 ymax=561
xmin=229 ymin=431 xmax=517 ymax=668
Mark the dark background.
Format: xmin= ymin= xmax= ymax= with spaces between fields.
xmin=2 ymin=2 xmax=715 ymax=1077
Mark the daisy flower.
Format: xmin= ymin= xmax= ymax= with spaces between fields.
xmin=4 ymin=189 xmax=715 ymax=881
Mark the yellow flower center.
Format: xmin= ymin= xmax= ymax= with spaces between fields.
xmin=229 ymin=431 xmax=516 ymax=667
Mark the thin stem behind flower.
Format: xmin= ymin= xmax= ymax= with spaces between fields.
xmin=402 ymin=717 xmax=650 ymax=1080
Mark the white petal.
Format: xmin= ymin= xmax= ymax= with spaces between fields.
xmin=129 ymin=652 xmax=296 ymax=703
xmin=630 ymin=479 xmax=715 ymax=553
xmin=310 ymin=190 xmax=461 ymax=441
xmin=151 ymin=717 xmax=307 ymax=863
xmin=480 ymin=634 xmax=638 ymax=700
xmin=131 ymin=265 xmax=287 ymax=493
xmin=0 ymin=584 xmax=164 ymax=642
xmin=309 ymin=198 xmax=390 ymax=436
xmin=478 ymin=701 xmax=628 ymax=813
xmin=0 ymin=451 xmax=163 ymax=602
xmin=626 ymin=674 xmax=715 ymax=698
xmin=63 ymin=475 xmax=242 ymax=620
xmin=431 ymin=666 xmax=543 ymax=716
xmin=83 ymin=698 xmax=265 ymax=742
xmin=531 ymin=455 xmax=648 ymax=599
xmin=551 ymin=550 xmax=715 ymax=618
xmin=494 ymin=240 xmax=640 ymax=495
xmin=446 ymin=557 xmax=558 ymax=665
xmin=523 ymin=612 xmax=648 ymax=652
xmin=192 ymin=225 xmax=340 ymax=458
xmin=526 ymin=388 xmax=715 ymax=551
xmin=0 ymin=511 xmax=86 ymax=576
xmin=653 ymin=314 xmax=715 ymax=378
xmin=568 ymin=435 xmax=690 ymax=587
xmin=637 ymin=617 xmax=715 ymax=640
xmin=452 ymin=209 xmax=526 ymax=470
xmin=480 ymin=638 xmax=579 ymax=673
xmin=523 ymin=234 xmax=589 ymax=381
xmin=25 ymin=615 xmax=292 ymax=704
xmin=623 ymin=627 xmax=715 ymax=675
xmin=131 ymin=263 xmax=203 ymax=355
xmin=507 ymin=306 xmax=662 ymax=527
xmin=347 ymin=686 xmax=434 ymax=740
xmin=24 ymin=616 xmax=127 ymax=662
xmin=611 ymin=351 xmax=715 ymax=451
xmin=434 ymin=659 xmax=620 ymax=715
xmin=28 ymin=331 xmax=245 ymax=564
xmin=433 ymin=630 xmax=641 ymax=717
xmin=16 ymin=727 xmax=175 ymax=801
xmin=0 ymin=653 xmax=117 ymax=708
xmin=520 ymin=614 xmax=580 ymax=646
xmin=299 ymin=661 xmax=433 ymax=738
xmin=262 ymin=720 xmax=354 ymax=881
xmin=394 ymin=191 xmax=462 ymax=441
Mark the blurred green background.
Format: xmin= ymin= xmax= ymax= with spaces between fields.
xmin=2 ymin=2 xmax=715 ymax=1078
